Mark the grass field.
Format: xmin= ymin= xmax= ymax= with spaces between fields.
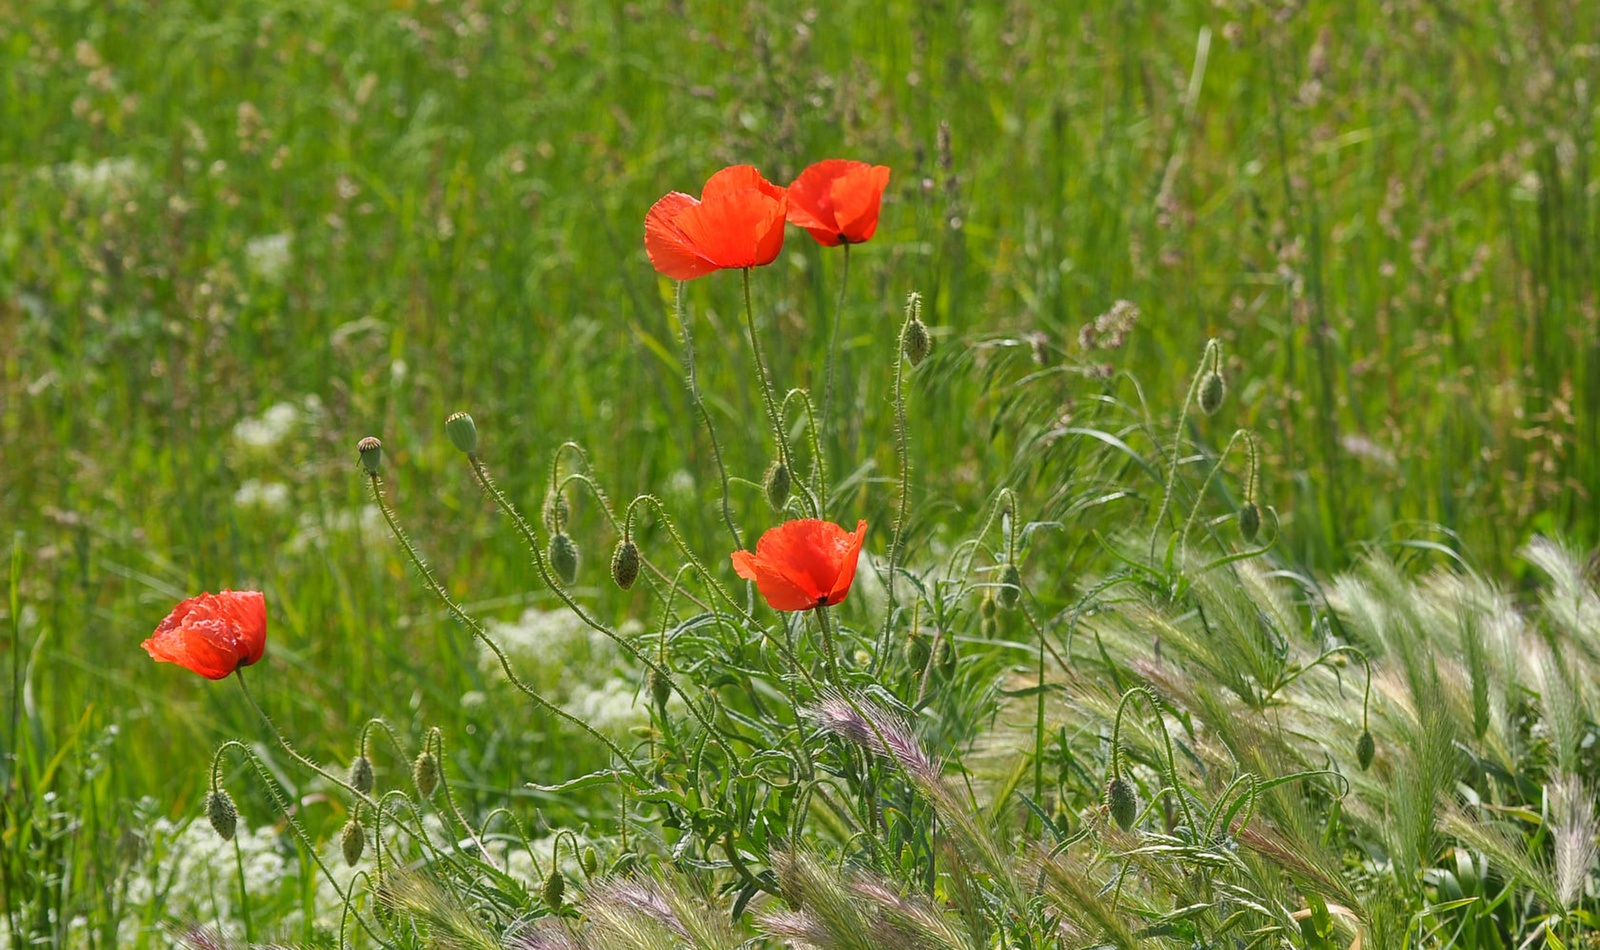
xmin=2 ymin=0 xmax=1599 ymax=946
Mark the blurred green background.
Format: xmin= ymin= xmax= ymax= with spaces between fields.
xmin=0 ymin=0 xmax=1596 ymax=938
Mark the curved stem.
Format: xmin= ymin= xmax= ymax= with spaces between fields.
xmin=878 ymin=302 xmax=915 ymax=666
xmin=1150 ymin=338 xmax=1221 ymax=562
xmin=674 ymin=281 xmax=743 ymax=551
xmin=1108 ymin=686 xmax=1198 ymax=833
xmin=364 ymin=472 xmax=646 ymax=779
xmin=1177 ymin=427 xmax=1251 ymax=561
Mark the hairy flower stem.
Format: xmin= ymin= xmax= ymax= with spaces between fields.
xmin=876 ymin=306 xmax=915 ymax=670
xmin=1150 ymin=338 xmax=1221 ymax=563
xmin=814 ymin=607 xmax=842 ymax=685
xmin=1177 ymin=427 xmax=1250 ymax=559
xmin=742 ymin=267 xmax=795 ymax=475
xmin=461 ymin=456 xmax=743 ymax=760
xmin=820 ymin=242 xmax=851 ymax=464
xmin=1109 ymin=686 xmax=1197 ymax=832
xmin=364 ymin=472 xmax=646 ymax=779
xmin=674 ymin=280 xmax=743 ymax=550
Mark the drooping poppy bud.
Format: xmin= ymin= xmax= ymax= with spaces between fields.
xmin=996 ymin=564 xmax=1022 ymax=610
xmin=935 ymin=635 xmax=957 ymax=678
xmin=1106 ymin=777 xmax=1137 ymax=832
xmin=611 ymin=539 xmax=640 ymax=591
xmin=549 ymin=532 xmax=579 ymax=586
xmin=357 ymin=436 xmax=383 ymax=475
xmin=341 ymin=819 xmax=365 ymax=866
xmin=731 ymin=519 xmax=868 ymax=612
xmin=413 ymin=751 xmax=440 ymax=798
xmin=142 ymin=590 xmax=267 ymax=680
xmin=206 ymin=789 xmax=238 ymax=841
xmin=649 ymin=668 xmax=672 ymax=709
xmin=543 ymin=489 xmax=569 ymax=535
xmin=785 ymin=160 xmax=891 ymax=247
xmin=348 ymin=755 xmax=374 ymax=795
xmin=980 ymin=592 xmax=997 ymax=620
xmin=904 ymin=628 xmax=931 ymax=671
xmin=764 ymin=461 xmax=791 ymax=511
xmin=542 ymin=870 xmax=566 ymax=910
xmin=444 ymin=412 xmax=478 ymax=454
xmin=1238 ymin=501 xmax=1261 ymax=543
xmin=1198 ymin=371 xmax=1225 ymax=415
xmin=1357 ymin=731 xmax=1375 ymax=770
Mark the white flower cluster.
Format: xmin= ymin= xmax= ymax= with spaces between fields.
xmin=244 ymin=232 xmax=293 ymax=284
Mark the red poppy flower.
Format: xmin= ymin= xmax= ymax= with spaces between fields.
xmin=645 ymin=165 xmax=789 ymax=280
xmin=731 ymin=519 xmax=868 ymax=611
xmin=142 ymin=590 xmax=267 ymax=680
xmin=785 ymin=160 xmax=891 ymax=247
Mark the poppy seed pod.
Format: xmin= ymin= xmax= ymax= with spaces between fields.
xmin=1198 ymin=372 xmax=1225 ymax=415
xmin=357 ymin=437 xmax=382 ymax=475
xmin=581 ymin=847 xmax=599 ymax=877
xmin=549 ymin=532 xmax=579 ymax=586
xmin=902 ymin=317 xmax=931 ymax=367
xmin=341 ymin=819 xmax=365 ymax=866
xmin=997 ymin=564 xmax=1022 ymax=610
xmin=764 ymin=461 xmax=791 ymax=511
xmin=542 ymin=870 xmax=565 ymax=910
xmin=1357 ymin=731 xmax=1376 ymax=771
xmin=1106 ymin=777 xmax=1138 ymax=832
xmin=444 ymin=411 xmax=477 ymax=454
xmin=206 ymin=789 xmax=238 ymax=841
xmin=904 ymin=629 xmax=931 ymax=671
xmin=412 ymin=751 xmax=440 ymax=798
xmin=611 ymin=539 xmax=640 ymax=591
xmin=1238 ymin=501 xmax=1261 ymax=543
xmin=348 ymin=755 xmax=374 ymax=795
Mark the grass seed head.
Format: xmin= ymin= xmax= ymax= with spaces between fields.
xmin=610 ymin=538 xmax=640 ymax=590
xmin=205 ymin=789 xmax=237 ymax=841
xmin=444 ymin=411 xmax=477 ymax=454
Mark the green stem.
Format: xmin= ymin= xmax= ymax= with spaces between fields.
xmin=232 ymin=833 xmax=254 ymax=944
xmin=877 ymin=305 xmax=915 ymax=668
xmin=1150 ymin=338 xmax=1220 ymax=563
xmin=820 ymin=242 xmax=851 ymax=457
xmin=675 ymin=279 xmax=743 ymax=551
xmin=741 ymin=266 xmax=793 ymax=470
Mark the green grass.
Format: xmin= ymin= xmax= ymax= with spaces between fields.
xmin=1 ymin=0 xmax=1598 ymax=946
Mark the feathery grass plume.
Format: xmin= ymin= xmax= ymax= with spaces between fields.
xmin=586 ymin=875 xmax=741 ymax=950
xmin=1533 ymin=641 xmax=1584 ymax=775
xmin=805 ymin=690 xmax=938 ymax=786
xmin=1547 ymin=774 xmax=1598 ymax=910
xmin=502 ymin=920 xmax=585 ymax=950
xmin=1442 ymin=803 xmax=1563 ymax=911
xmin=851 ymin=878 xmax=976 ymax=950
xmin=1523 ymin=536 xmax=1600 ymax=656
xmin=178 ymin=925 xmax=298 ymax=950
xmin=377 ymin=869 xmax=504 ymax=950
xmin=762 ymin=851 xmax=879 ymax=950
xmin=1031 ymin=846 xmax=1138 ymax=950
xmin=1458 ymin=600 xmax=1491 ymax=740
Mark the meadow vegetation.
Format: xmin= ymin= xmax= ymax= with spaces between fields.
xmin=1 ymin=0 xmax=1598 ymax=947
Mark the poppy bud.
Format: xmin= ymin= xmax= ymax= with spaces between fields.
xmin=1198 ymin=371 xmax=1225 ymax=415
xmin=444 ymin=411 xmax=477 ymax=454
xmin=413 ymin=751 xmax=439 ymax=798
xmin=348 ymin=755 xmax=374 ymax=795
xmin=357 ymin=436 xmax=383 ymax=475
xmin=543 ymin=489 xmax=569 ymax=535
xmin=611 ymin=539 xmax=640 ymax=591
xmin=581 ymin=847 xmax=598 ymax=877
xmin=649 ymin=667 xmax=672 ymax=709
xmin=902 ymin=317 xmax=931 ymax=367
xmin=1106 ymin=777 xmax=1137 ymax=832
xmin=341 ymin=818 xmax=365 ymax=866
xmin=1356 ymin=731 xmax=1375 ymax=770
xmin=979 ymin=592 xmax=997 ymax=620
xmin=980 ymin=614 xmax=998 ymax=639
xmin=1238 ymin=501 xmax=1261 ymax=543
xmin=206 ymin=789 xmax=238 ymax=841
xmin=904 ymin=629 xmax=931 ymax=671
xmin=764 ymin=461 xmax=790 ymax=511
xmin=935 ymin=635 xmax=957 ymax=678
xmin=542 ymin=870 xmax=565 ymax=910
xmin=996 ymin=564 xmax=1022 ymax=610
xmin=549 ymin=532 xmax=579 ymax=586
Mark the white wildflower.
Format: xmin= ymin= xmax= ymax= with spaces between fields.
xmin=245 ymin=232 xmax=292 ymax=283
xmin=234 ymin=479 xmax=289 ymax=511
xmin=232 ymin=402 xmax=301 ymax=449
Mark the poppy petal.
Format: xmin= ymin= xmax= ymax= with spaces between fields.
xmin=703 ymin=165 xmax=786 ymax=203
xmin=829 ymin=165 xmax=890 ymax=243
xmin=732 ymin=549 xmax=822 ymax=611
xmin=825 ymin=520 xmax=869 ymax=605
xmin=673 ymin=190 xmax=785 ymax=269
xmin=645 ymin=192 xmax=719 ymax=280
xmin=785 ymin=158 xmax=856 ymax=232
